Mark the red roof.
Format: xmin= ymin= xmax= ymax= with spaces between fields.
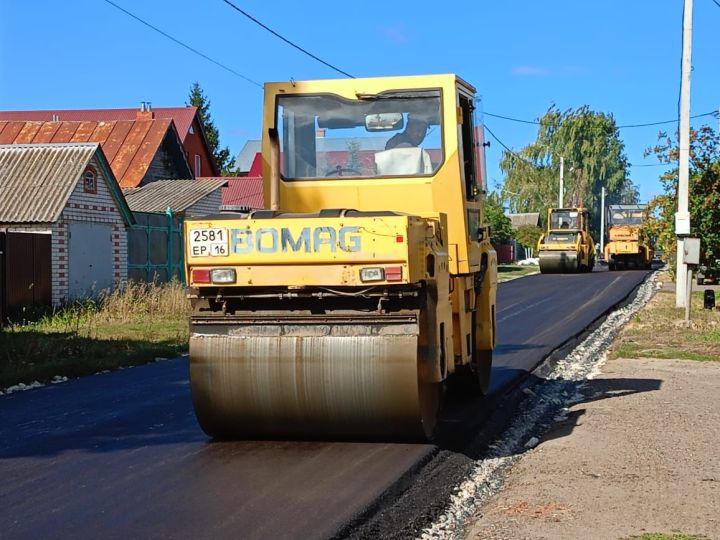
xmin=0 ymin=107 xmax=198 ymax=141
xmin=207 ymin=176 xmax=264 ymax=209
xmin=0 ymin=119 xmax=190 ymax=188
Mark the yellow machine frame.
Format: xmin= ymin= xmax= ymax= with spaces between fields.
xmin=184 ymin=74 xmax=497 ymax=440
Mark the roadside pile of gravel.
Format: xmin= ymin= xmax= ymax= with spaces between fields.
xmin=1 ymin=375 xmax=68 ymax=396
xmin=419 ymin=273 xmax=659 ymax=540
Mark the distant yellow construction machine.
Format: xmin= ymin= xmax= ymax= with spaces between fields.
xmin=537 ymin=208 xmax=595 ymax=273
xmin=604 ymin=204 xmax=653 ymax=270
xmin=183 ymin=74 xmax=497 ymax=440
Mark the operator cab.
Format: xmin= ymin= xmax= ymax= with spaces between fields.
xmin=276 ymin=90 xmax=443 ymax=179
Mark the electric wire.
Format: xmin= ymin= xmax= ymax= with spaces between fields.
xmin=102 ymin=0 xmax=262 ymax=88
xmin=485 ymin=110 xmax=717 ymax=129
xmin=484 ymin=123 xmax=537 ymax=168
xmin=485 ymin=123 xmax=670 ymax=171
xmin=220 ymin=0 xmax=355 ymax=78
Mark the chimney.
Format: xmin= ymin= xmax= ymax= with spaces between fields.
xmin=137 ymin=101 xmax=154 ymax=120
xmin=316 ymin=128 xmax=326 ymax=138
xmin=51 ymin=114 xmax=60 ymax=122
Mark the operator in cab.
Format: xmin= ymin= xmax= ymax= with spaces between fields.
xmin=385 ymin=116 xmax=429 ymax=150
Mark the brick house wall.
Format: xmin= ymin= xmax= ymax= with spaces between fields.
xmin=51 ymin=155 xmax=128 ymax=304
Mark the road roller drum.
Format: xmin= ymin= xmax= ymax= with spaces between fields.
xmin=190 ymin=314 xmax=440 ymax=439
xmin=538 ymin=250 xmax=580 ymax=273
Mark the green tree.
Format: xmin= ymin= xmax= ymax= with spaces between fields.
xmin=499 ymin=105 xmax=638 ymax=236
xmin=645 ymin=124 xmax=720 ymax=267
xmin=514 ymin=224 xmax=543 ymax=255
xmin=187 ymin=81 xmax=233 ymax=174
xmin=485 ymin=192 xmax=514 ymax=243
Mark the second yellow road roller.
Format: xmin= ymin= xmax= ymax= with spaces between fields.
xmin=537 ymin=207 xmax=595 ymax=273
xmin=183 ymin=74 xmax=497 ymax=440
xmin=604 ymin=204 xmax=653 ymax=270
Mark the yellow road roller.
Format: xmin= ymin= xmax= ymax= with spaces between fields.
xmin=604 ymin=204 xmax=653 ymax=270
xmin=183 ymin=74 xmax=497 ymax=440
xmin=537 ymin=208 xmax=595 ymax=273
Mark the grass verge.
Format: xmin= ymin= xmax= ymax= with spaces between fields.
xmin=497 ymin=264 xmax=539 ymax=282
xmin=0 ymin=281 xmax=189 ymax=389
xmin=611 ymin=272 xmax=720 ymax=362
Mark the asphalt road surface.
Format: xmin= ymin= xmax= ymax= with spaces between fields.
xmin=0 ymin=269 xmax=650 ymax=540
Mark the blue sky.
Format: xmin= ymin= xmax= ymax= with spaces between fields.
xmin=1 ymin=0 xmax=718 ymax=202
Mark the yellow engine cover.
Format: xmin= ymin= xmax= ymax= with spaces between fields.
xmin=185 ymin=213 xmax=445 ymax=287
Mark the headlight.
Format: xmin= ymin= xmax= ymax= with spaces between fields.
xmin=210 ymin=268 xmax=236 ymax=284
xmin=359 ymin=267 xmax=384 ymax=282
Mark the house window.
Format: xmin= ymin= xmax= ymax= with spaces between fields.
xmin=83 ymin=167 xmax=97 ymax=194
xmin=195 ymin=155 xmax=202 ymax=176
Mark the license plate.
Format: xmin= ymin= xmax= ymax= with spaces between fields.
xmin=189 ymin=228 xmax=228 ymax=257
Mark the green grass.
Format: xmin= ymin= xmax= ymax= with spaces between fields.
xmin=612 ymin=275 xmax=720 ymax=362
xmin=497 ymin=264 xmax=539 ymax=282
xmin=1 ymin=281 xmax=189 ymax=389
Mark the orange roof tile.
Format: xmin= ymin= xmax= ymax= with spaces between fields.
xmin=0 ymin=119 xmax=189 ymax=187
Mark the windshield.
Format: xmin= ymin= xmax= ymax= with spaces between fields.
xmin=609 ymin=209 xmax=644 ymax=225
xmin=550 ymin=210 xmax=581 ymax=230
xmin=277 ymin=90 xmax=443 ymax=180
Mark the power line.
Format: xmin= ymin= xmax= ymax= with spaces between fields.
xmin=102 ymin=0 xmax=262 ymax=88
xmin=486 ymin=123 xmax=672 ymax=170
xmin=485 ymin=110 xmax=717 ymax=128
xmin=220 ymin=0 xmax=355 ymax=78
xmin=484 ymin=112 xmax=541 ymax=126
xmin=712 ymin=0 xmax=720 ymax=8
xmin=484 ymin=124 xmax=538 ymax=168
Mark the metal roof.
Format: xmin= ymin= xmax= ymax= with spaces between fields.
xmin=219 ymin=176 xmax=264 ymax=209
xmin=234 ymin=137 xmax=395 ymax=173
xmin=0 ymin=143 xmax=114 ymax=223
xmin=507 ymin=212 xmax=541 ymax=229
xmin=235 ymin=140 xmax=261 ymax=172
xmin=0 ymin=119 xmax=190 ymax=188
xmin=122 ymin=179 xmax=228 ymax=213
xmin=0 ymin=106 xmax=198 ymax=141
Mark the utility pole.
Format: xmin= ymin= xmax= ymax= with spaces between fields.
xmin=600 ymin=187 xmax=606 ymax=255
xmin=676 ymin=0 xmax=693 ymax=308
xmin=559 ymin=156 xmax=564 ymax=208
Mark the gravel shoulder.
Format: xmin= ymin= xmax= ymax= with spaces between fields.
xmin=465 ymin=356 xmax=720 ymax=540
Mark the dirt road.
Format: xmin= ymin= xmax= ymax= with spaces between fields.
xmin=465 ymin=356 xmax=720 ymax=540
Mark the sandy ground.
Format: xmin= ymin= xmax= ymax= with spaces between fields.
xmin=465 ymin=357 xmax=720 ymax=540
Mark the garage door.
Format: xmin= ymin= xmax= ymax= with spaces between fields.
xmin=69 ymin=223 xmax=114 ymax=299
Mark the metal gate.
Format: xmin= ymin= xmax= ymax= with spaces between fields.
xmin=128 ymin=210 xmax=184 ymax=283
xmin=0 ymin=231 xmax=52 ymax=319
xmin=68 ymin=223 xmax=114 ymax=299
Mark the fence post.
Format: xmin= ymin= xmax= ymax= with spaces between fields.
xmin=165 ymin=207 xmax=173 ymax=282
